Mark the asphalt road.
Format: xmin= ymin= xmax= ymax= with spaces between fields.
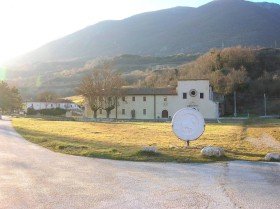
xmin=0 ymin=117 xmax=279 ymax=209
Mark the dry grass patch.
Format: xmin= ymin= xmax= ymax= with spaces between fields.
xmin=12 ymin=118 xmax=279 ymax=163
xmin=245 ymin=118 xmax=280 ymax=152
xmin=246 ymin=119 xmax=280 ymax=141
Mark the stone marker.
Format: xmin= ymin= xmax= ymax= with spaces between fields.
xmin=201 ymin=146 xmax=225 ymax=157
xmin=264 ymin=153 xmax=280 ymax=161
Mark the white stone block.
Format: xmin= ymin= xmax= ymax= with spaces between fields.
xmin=201 ymin=146 xmax=225 ymax=157
xmin=142 ymin=146 xmax=157 ymax=153
xmin=265 ymin=153 xmax=280 ymax=161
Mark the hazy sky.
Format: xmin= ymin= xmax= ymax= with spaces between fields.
xmin=0 ymin=0 xmax=279 ymax=65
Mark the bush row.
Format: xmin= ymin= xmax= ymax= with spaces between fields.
xmin=27 ymin=108 xmax=67 ymax=116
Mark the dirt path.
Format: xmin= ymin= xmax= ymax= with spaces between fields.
xmin=246 ymin=133 xmax=280 ymax=150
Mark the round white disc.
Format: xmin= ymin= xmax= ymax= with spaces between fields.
xmin=172 ymin=108 xmax=205 ymax=141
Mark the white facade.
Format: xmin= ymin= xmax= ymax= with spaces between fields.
xmin=85 ymin=80 xmax=219 ymax=120
xmin=24 ymin=102 xmax=80 ymax=111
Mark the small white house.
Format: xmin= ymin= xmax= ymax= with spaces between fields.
xmin=24 ymin=100 xmax=80 ymax=112
xmin=85 ymin=80 xmax=220 ymax=120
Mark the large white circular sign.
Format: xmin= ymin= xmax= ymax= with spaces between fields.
xmin=172 ymin=108 xmax=205 ymax=141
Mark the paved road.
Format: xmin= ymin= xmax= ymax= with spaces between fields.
xmin=0 ymin=118 xmax=279 ymax=209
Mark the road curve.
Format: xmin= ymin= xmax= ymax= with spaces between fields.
xmin=0 ymin=118 xmax=279 ymax=209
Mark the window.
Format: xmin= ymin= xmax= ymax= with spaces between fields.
xmin=143 ymin=96 xmax=146 ymax=102
xmin=122 ymin=97 xmax=126 ymax=102
xmin=122 ymin=109 xmax=125 ymax=115
xmin=143 ymin=109 xmax=146 ymax=115
xmin=190 ymin=89 xmax=197 ymax=97
xmin=200 ymin=93 xmax=204 ymax=99
xmin=164 ymin=97 xmax=167 ymax=102
xmin=99 ymin=109 xmax=102 ymax=114
xmin=183 ymin=93 xmax=187 ymax=99
xmin=132 ymin=96 xmax=135 ymax=101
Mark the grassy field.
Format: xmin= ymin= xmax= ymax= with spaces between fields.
xmin=12 ymin=118 xmax=280 ymax=163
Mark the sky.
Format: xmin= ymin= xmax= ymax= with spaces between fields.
xmin=0 ymin=0 xmax=279 ymax=65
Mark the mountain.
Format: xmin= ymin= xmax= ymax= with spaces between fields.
xmin=12 ymin=0 xmax=280 ymax=65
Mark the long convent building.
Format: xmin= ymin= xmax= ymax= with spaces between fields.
xmin=84 ymin=80 xmax=220 ymax=120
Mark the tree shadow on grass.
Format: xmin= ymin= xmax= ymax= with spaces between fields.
xmin=225 ymin=150 xmax=264 ymax=158
xmin=14 ymin=126 xmax=191 ymax=162
xmin=25 ymin=116 xmax=75 ymax=122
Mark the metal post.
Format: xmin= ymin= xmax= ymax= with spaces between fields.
xmin=115 ymin=96 xmax=118 ymax=121
xmin=264 ymin=93 xmax=267 ymax=117
xmin=184 ymin=141 xmax=190 ymax=148
xmin=153 ymin=88 xmax=156 ymax=121
xmin=234 ymin=91 xmax=237 ymax=117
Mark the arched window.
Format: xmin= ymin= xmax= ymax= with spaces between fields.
xmin=162 ymin=110 xmax=169 ymax=118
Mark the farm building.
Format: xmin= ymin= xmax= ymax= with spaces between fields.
xmin=84 ymin=80 xmax=221 ymax=120
xmin=24 ymin=100 xmax=80 ymax=112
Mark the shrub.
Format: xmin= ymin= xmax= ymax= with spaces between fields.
xmin=39 ymin=108 xmax=67 ymax=116
xmin=27 ymin=108 xmax=38 ymax=115
xmin=136 ymin=150 xmax=161 ymax=157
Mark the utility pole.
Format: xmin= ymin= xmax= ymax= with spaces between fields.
xmin=234 ymin=91 xmax=237 ymax=117
xmin=264 ymin=93 xmax=267 ymax=117
xmin=153 ymin=88 xmax=156 ymax=121
xmin=115 ymin=96 xmax=118 ymax=121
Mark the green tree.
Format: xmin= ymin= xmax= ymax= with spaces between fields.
xmin=0 ymin=81 xmax=22 ymax=114
xmin=9 ymin=87 xmax=22 ymax=112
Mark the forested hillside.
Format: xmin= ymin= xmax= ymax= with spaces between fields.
xmin=7 ymin=54 xmax=198 ymax=98
xmin=138 ymin=47 xmax=280 ymax=115
xmin=8 ymin=46 xmax=280 ymax=115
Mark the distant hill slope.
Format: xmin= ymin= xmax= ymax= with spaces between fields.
xmin=8 ymin=54 xmax=198 ymax=98
xmin=12 ymin=0 xmax=280 ymax=64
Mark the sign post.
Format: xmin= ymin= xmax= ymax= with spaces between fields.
xmin=172 ymin=108 xmax=205 ymax=147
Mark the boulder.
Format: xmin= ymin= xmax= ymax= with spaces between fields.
xmin=201 ymin=146 xmax=225 ymax=157
xmin=264 ymin=153 xmax=280 ymax=161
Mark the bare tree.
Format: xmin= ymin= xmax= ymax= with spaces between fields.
xmin=100 ymin=68 xmax=124 ymax=118
xmin=225 ymin=66 xmax=248 ymax=93
xmin=141 ymin=68 xmax=179 ymax=88
xmin=77 ymin=67 xmax=124 ymax=119
xmin=36 ymin=91 xmax=58 ymax=102
xmin=77 ymin=71 xmax=103 ymax=118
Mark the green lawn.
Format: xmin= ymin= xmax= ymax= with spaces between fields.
xmin=12 ymin=118 xmax=280 ymax=163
